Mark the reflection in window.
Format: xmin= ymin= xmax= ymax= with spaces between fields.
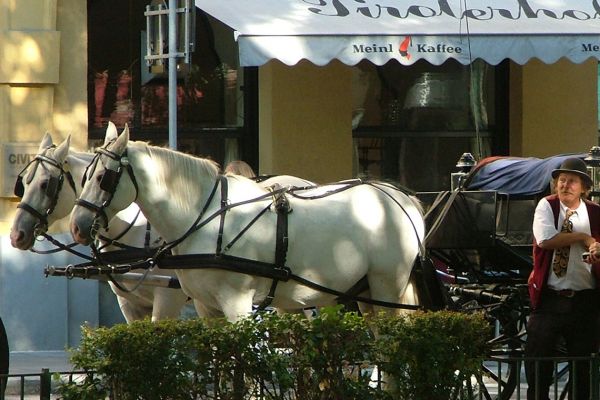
xmin=352 ymin=59 xmax=495 ymax=191
xmin=88 ymin=1 xmax=249 ymax=167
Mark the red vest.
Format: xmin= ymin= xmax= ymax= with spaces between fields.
xmin=528 ymin=194 xmax=600 ymax=309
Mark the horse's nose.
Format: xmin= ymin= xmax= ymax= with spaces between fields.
xmin=9 ymin=229 xmax=25 ymax=249
xmin=71 ymin=223 xmax=83 ymax=243
xmin=71 ymin=222 xmax=90 ymax=245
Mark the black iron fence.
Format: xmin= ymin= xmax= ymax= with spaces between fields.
xmin=1 ymin=356 xmax=600 ymax=400
xmin=0 ymin=369 xmax=91 ymax=400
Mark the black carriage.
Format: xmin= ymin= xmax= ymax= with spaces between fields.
xmin=415 ymin=151 xmax=596 ymax=399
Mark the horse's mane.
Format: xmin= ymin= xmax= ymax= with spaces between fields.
xmin=131 ymin=141 xmax=220 ymax=211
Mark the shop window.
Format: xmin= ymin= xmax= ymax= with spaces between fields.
xmin=87 ymin=0 xmax=257 ymax=168
xmin=352 ymin=59 xmax=506 ymax=192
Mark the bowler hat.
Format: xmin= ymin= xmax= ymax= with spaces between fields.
xmin=551 ymin=157 xmax=592 ymax=187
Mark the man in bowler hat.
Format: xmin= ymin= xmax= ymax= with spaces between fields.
xmin=526 ymin=157 xmax=600 ymax=399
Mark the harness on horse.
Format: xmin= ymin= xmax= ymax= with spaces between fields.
xmin=15 ymin=144 xmax=163 ymax=293
xmin=56 ymin=142 xmax=438 ymax=310
xmin=14 ymin=145 xmax=77 ymax=231
xmin=76 ymin=145 xmax=139 ymax=230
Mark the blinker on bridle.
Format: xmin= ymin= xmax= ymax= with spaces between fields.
xmin=75 ymin=144 xmax=139 ymax=230
xmin=14 ymin=146 xmax=77 ymax=229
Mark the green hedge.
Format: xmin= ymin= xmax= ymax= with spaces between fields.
xmin=56 ymin=307 xmax=489 ymax=400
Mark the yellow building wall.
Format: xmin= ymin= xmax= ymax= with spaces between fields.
xmin=510 ymin=58 xmax=598 ymax=158
xmin=259 ymin=60 xmax=353 ymax=183
xmin=0 ymin=0 xmax=87 ymax=233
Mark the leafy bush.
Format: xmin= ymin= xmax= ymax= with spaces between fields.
xmin=56 ymin=308 xmax=489 ymax=400
xmin=373 ymin=310 xmax=490 ymax=400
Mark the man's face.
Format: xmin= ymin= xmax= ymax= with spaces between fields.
xmin=556 ymin=172 xmax=584 ymax=207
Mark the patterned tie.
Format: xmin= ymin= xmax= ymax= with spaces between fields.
xmin=552 ymin=209 xmax=576 ymax=278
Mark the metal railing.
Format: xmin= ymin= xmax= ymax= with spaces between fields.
xmin=483 ymin=355 xmax=600 ymax=400
xmin=2 ymin=356 xmax=600 ymax=400
xmin=0 ymin=369 xmax=88 ymax=400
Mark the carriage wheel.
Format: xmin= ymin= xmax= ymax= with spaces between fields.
xmin=452 ymin=287 xmax=528 ymax=400
xmin=468 ymin=313 xmax=525 ymax=400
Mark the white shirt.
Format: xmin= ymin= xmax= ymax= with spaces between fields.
xmin=532 ymin=198 xmax=595 ymax=290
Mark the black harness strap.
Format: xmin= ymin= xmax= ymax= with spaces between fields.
xmin=96 ymin=207 xmax=142 ymax=251
xmin=147 ymin=253 xmax=424 ymax=310
xmin=15 ymin=147 xmax=77 ymax=230
xmin=144 ymin=221 xmax=152 ymax=252
xmin=216 ymin=176 xmax=229 ymax=256
xmin=221 ymin=205 xmax=271 ymax=254
xmin=49 ymin=252 xmax=422 ymax=310
xmin=16 ymin=203 xmax=49 ymax=226
xmin=75 ymin=147 xmax=139 ymax=229
xmin=156 ymin=179 xmax=291 ymax=257
xmin=423 ymin=190 xmax=461 ymax=246
xmin=213 ymin=176 xmax=290 ymax=310
xmin=257 ymin=193 xmax=291 ymax=311
xmin=155 ymin=177 xmax=221 ymax=258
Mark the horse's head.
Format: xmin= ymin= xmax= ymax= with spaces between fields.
xmin=70 ymin=123 xmax=137 ymax=245
xmin=10 ymin=133 xmax=75 ymax=250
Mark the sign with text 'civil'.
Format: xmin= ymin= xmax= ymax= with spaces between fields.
xmin=1 ymin=143 xmax=39 ymax=197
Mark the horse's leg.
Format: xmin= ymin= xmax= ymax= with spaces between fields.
xmin=366 ymin=273 xmax=419 ymax=391
xmin=117 ymin=296 xmax=151 ymax=323
xmin=367 ymin=269 xmax=416 ymax=317
xmin=221 ymin=297 xmax=254 ymax=322
xmin=193 ymin=300 xmax=224 ymax=319
xmin=151 ymin=288 xmax=188 ymax=322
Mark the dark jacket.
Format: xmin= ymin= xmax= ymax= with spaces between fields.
xmin=528 ymin=194 xmax=600 ymax=309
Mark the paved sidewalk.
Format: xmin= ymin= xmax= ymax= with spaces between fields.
xmin=3 ymin=351 xmax=74 ymax=399
xmin=9 ymin=351 xmax=73 ymax=374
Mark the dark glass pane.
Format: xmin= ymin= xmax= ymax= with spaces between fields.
xmin=88 ymin=1 xmax=243 ymax=136
xmin=353 ymin=59 xmax=493 ymax=131
xmin=353 ymin=59 xmax=497 ymax=191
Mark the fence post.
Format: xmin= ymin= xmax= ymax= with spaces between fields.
xmin=40 ymin=368 xmax=51 ymax=400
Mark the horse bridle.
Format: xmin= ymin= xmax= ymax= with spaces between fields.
xmin=75 ymin=143 xmax=139 ymax=231
xmin=14 ymin=146 xmax=77 ymax=232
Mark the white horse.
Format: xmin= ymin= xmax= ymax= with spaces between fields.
xmin=70 ymin=125 xmax=425 ymax=322
xmin=9 ymin=126 xmax=190 ymax=322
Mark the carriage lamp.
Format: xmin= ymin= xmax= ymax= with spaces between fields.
xmin=584 ymin=146 xmax=600 ymax=198
xmin=451 ymin=152 xmax=476 ymax=191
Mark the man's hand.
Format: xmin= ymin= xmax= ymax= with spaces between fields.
xmin=587 ymin=242 xmax=600 ymax=263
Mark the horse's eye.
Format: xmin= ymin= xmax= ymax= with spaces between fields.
xmin=40 ymin=181 xmax=48 ymax=190
xmin=96 ymin=174 xmax=103 ymax=183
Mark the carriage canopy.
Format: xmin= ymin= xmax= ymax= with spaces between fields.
xmin=465 ymin=153 xmax=588 ymax=196
xmin=195 ymin=0 xmax=600 ymax=66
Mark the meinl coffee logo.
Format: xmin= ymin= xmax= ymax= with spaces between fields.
xmin=305 ymin=0 xmax=600 ymax=21
xmin=352 ymin=36 xmax=463 ymax=58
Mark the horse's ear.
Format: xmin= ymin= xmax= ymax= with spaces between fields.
xmin=104 ymin=121 xmax=118 ymax=145
xmin=39 ymin=132 xmax=53 ymax=152
xmin=112 ymin=123 xmax=129 ymax=154
xmin=54 ymin=135 xmax=71 ymax=164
